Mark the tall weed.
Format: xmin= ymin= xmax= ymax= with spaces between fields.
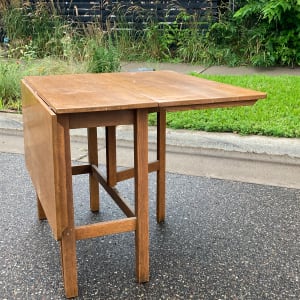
xmin=2 ymin=1 xmax=74 ymax=58
xmin=0 ymin=60 xmax=23 ymax=107
xmin=86 ymin=38 xmax=120 ymax=73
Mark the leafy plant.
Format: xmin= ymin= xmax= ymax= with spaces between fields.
xmin=233 ymin=0 xmax=300 ymax=67
xmin=86 ymin=39 xmax=121 ymax=73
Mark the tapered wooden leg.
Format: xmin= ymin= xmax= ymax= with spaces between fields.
xmin=88 ymin=127 xmax=100 ymax=212
xmin=134 ymin=109 xmax=149 ymax=282
xmin=60 ymin=227 xmax=78 ymax=298
xmin=57 ymin=116 xmax=78 ymax=298
xmin=156 ymin=110 xmax=166 ymax=223
xmin=106 ymin=126 xmax=117 ymax=187
xmin=36 ymin=193 xmax=47 ymax=220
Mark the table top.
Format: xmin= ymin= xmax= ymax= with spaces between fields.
xmin=23 ymin=71 xmax=266 ymax=114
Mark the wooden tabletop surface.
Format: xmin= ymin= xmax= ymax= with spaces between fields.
xmin=23 ymin=71 xmax=266 ymax=114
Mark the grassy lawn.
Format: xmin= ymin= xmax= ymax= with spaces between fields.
xmin=148 ymin=74 xmax=300 ymax=138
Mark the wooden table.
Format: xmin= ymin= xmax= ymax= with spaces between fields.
xmin=22 ymin=71 xmax=266 ymax=298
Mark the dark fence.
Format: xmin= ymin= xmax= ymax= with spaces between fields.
xmin=29 ymin=0 xmax=219 ymax=29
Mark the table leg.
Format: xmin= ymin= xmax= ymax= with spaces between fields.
xmin=134 ymin=109 xmax=149 ymax=282
xmin=106 ymin=126 xmax=117 ymax=187
xmin=88 ymin=127 xmax=100 ymax=212
xmin=57 ymin=116 xmax=78 ymax=298
xmin=60 ymin=228 xmax=78 ymax=298
xmin=156 ymin=110 xmax=166 ymax=223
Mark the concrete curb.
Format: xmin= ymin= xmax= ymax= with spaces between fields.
xmin=1 ymin=111 xmax=300 ymax=189
xmin=1 ymin=111 xmax=300 ymax=158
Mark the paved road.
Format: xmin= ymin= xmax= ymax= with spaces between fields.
xmin=1 ymin=152 xmax=300 ymax=299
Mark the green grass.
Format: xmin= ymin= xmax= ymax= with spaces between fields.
xmin=0 ymin=54 xmax=118 ymax=111
xmin=149 ymin=74 xmax=300 ymax=138
xmin=0 ymin=58 xmax=87 ymax=110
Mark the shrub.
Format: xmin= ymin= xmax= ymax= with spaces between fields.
xmin=86 ymin=38 xmax=120 ymax=73
xmin=233 ymin=0 xmax=300 ymax=67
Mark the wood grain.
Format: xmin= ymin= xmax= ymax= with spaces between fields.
xmin=88 ymin=127 xmax=100 ymax=212
xmin=23 ymin=74 xmax=158 ymax=113
xmin=23 ymin=71 xmax=266 ymax=114
xmin=156 ymin=110 xmax=166 ymax=223
xmin=134 ymin=109 xmax=149 ymax=282
xmin=75 ymin=218 xmax=136 ymax=240
xmin=22 ymin=80 xmax=67 ymax=240
xmin=57 ymin=115 xmax=78 ymax=298
xmin=22 ymin=70 xmax=267 ymax=298
xmin=91 ymin=165 xmax=135 ymax=218
xmin=106 ymin=126 xmax=117 ymax=187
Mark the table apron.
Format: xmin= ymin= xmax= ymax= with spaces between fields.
xmin=68 ymin=110 xmax=135 ymax=129
xmin=162 ymin=100 xmax=258 ymax=112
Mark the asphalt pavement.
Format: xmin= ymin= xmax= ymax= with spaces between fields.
xmin=1 ymin=152 xmax=300 ymax=299
xmin=1 ymin=63 xmax=300 ymax=299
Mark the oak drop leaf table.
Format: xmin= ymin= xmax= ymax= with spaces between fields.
xmin=21 ymin=71 xmax=266 ymax=298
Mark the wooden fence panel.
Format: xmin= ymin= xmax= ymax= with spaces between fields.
xmin=28 ymin=0 xmax=219 ymax=28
